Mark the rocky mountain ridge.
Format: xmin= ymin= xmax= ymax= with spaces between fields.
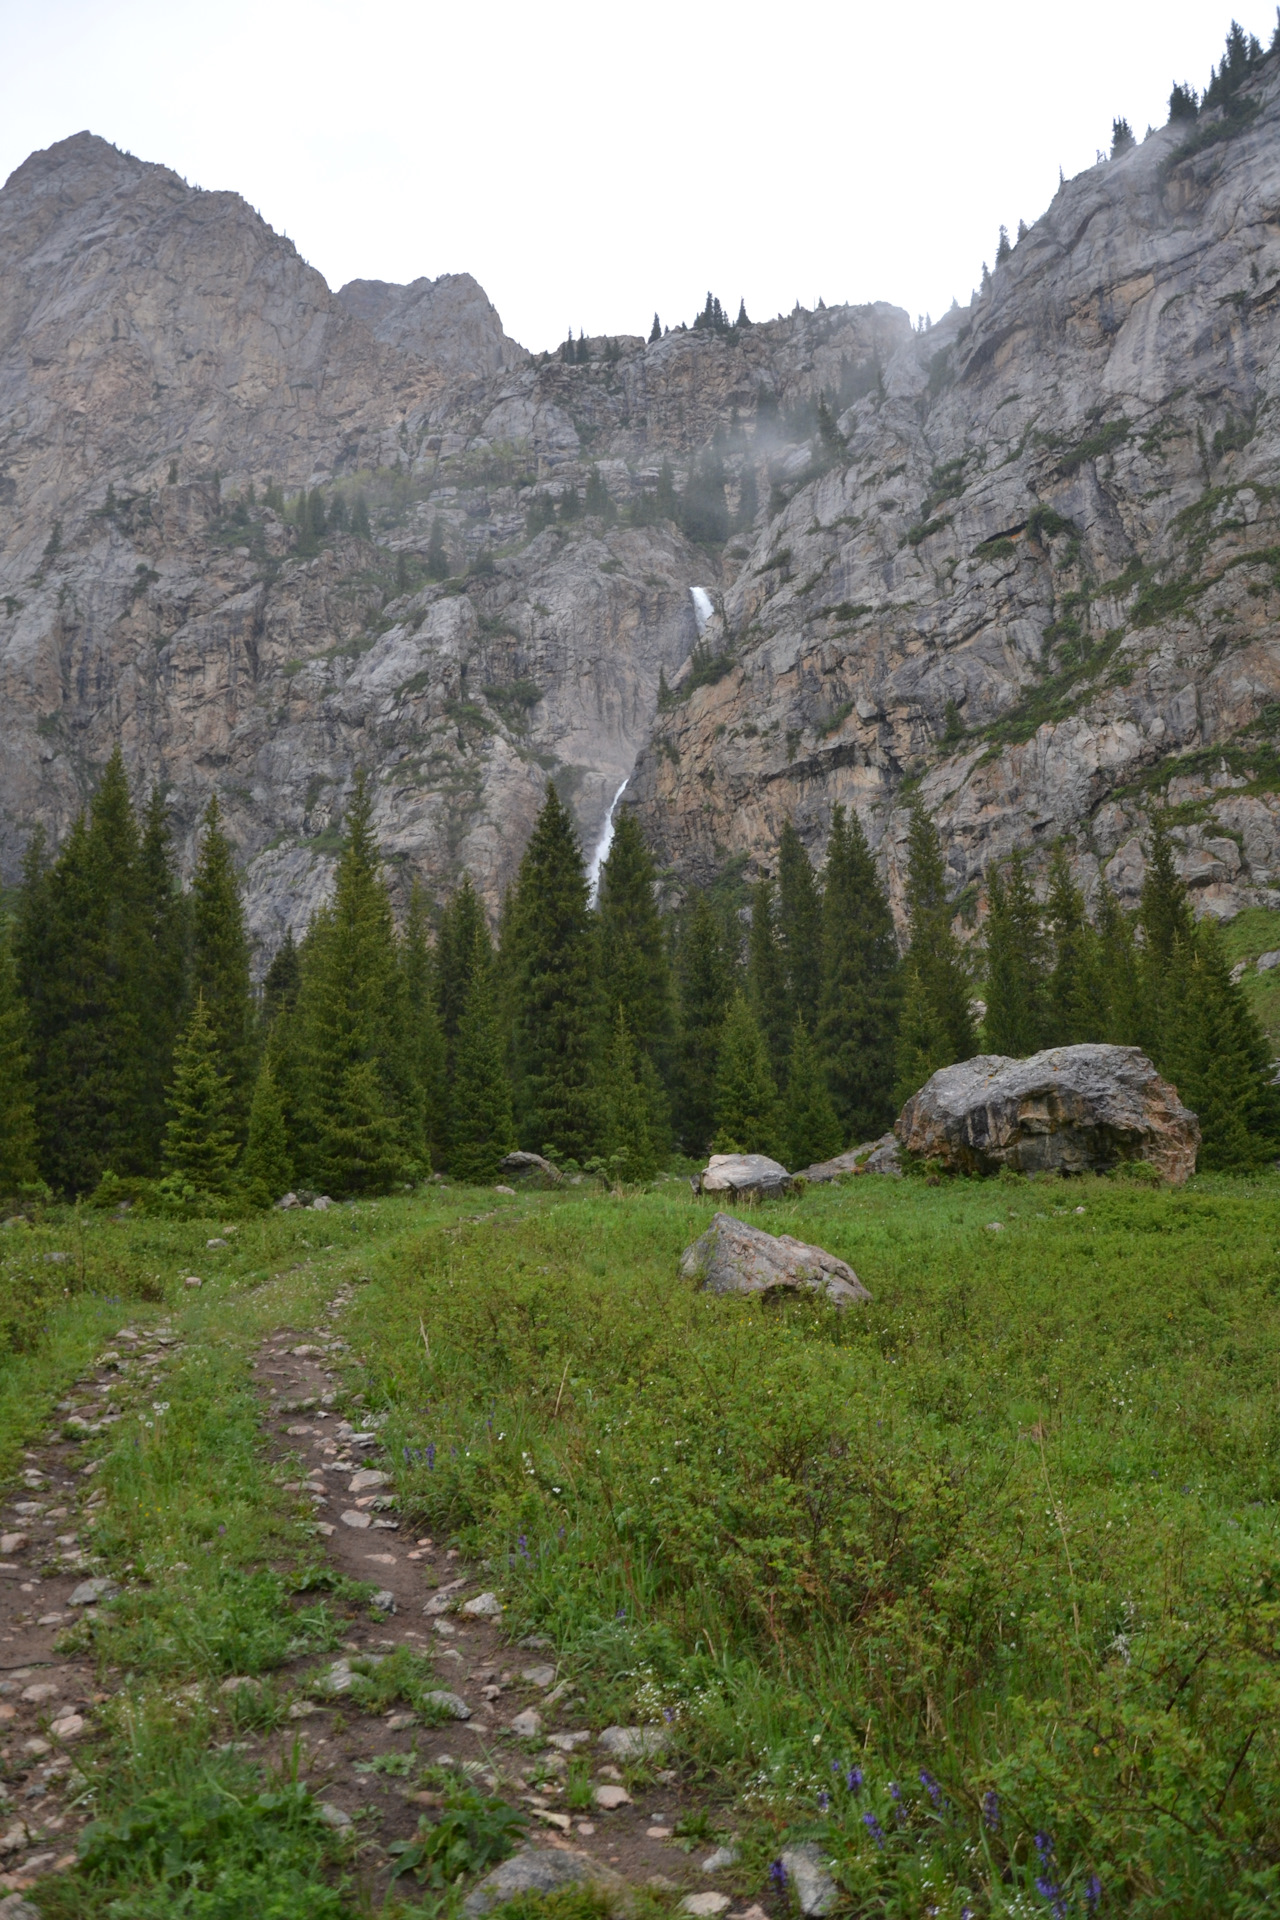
xmin=4 ymin=66 xmax=1280 ymax=956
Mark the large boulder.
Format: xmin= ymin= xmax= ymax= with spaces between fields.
xmin=680 ymin=1212 xmax=870 ymax=1308
xmin=896 ymin=1045 xmax=1200 ymax=1182
xmin=797 ymin=1134 xmax=902 ymax=1182
xmin=498 ymin=1151 xmax=562 ymax=1185
xmin=693 ymin=1152 xmax=792 ymax=1197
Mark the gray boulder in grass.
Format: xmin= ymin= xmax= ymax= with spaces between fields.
xmin=896 ymin=1044 xmax=1200 ymax=1182
xmin=463 ymin=1848 xmax=632 ymax=1917
xmin=694 ymin=1152 xmax=793 ymax=1197
xmin=681 ymin=1212 xmax=870 ymax=1309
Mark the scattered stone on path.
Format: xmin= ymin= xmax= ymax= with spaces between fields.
xmin=49 ymin=1714 xmax=84 ymax=1740
xmin=218 ymin=1676 xmax=260 ymax=1696
xmin=292 ymin=1345 xmax=325 ymax=1358
xmin=521 ymin=1664 xmax=556 ymax=1688
xmin=314 ymin=1522 xmax=335 ymax=1536
xmin=317 ymin=1803 xmax=351 ymax=1829
xmin=693 ymin=1152 xmax=793 ymax=1198
xmin=647 ymin=1825 xmax=672 ymax=1839
xmin=463 ymin=1847 xmax=628 ymax=1917
xmin=593 ymin=1784 xmax=632 ymax=1810
xmin=288 ymin=1701 xmax=321 ymax=1718
xmin=340 ymin=1510 xmax=371 ymax=1531
xmin=778 ymin=1843 xmax=839 ymax=1916
xmin=67 ymin=1578 xmax=117 ymax=1607
xmin=461 ymin=1591 xmax=502 ymax=1618
xmin=0 ymin=1896 xmax=42 ymax=1920
xmin=370 ymin=1589 xmax=396 ymax=1612
xmin=0 ymin=1539 xmax=26 ymax=1557
xmin=422 ymin=1690 xmax=471 ymax=1720
xmin=545 ymin=1730 xmax=591 ymax=1752
xmin=510 ymin=1708 xmax=542 ymax=1737
xmin=896 ymin=1044 xmax=1200 ymax=1182
xmin=681 ymin=1896 xmax=731 ymax=1918
xmin=19 ymin=1685 xmax=57 ymax=1705
xmin=348 ymin=1469 xmax=390 ymax=1494
xmin=386 ymin=1712 xmax=416 ymax=1731
xmin=701 ymin=1847 xmax=740 ymax=1873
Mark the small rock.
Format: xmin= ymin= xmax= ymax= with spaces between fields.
xmin=680 ymin=1896 xmax=731 ymax=1918
xmin=521 ymin=1664 xmax=556 ymax=1688
xmin=985 ymin=1221 xmax=1004 ymax=1232
xmin=462 ymin=1848 xmax=626 ymax=1917
xmin=68 ymin=1577 xmax=117 ymax=1607
xmin=206 ymin=1237 xmax=228 ymax=1248
xmin=285 ymin=1424 xmax=313 ymax=1437
xmin=49 ymin=1714 xmax=84 ymax=1740
xmin=701 ymin=1846 xmax=739 ymax=1873
xmin=386 ymin=1712 xmax=417 ymax=1731
xmin=462 ymin=1590 xmax=502 ymax=1619
xmin=593 ymin=1784 xmax=631 ymax=1810
xmin=493 ymin=1184 xmax=516 ymax=1195
xmin=292 ymin=1345 xmax=325 ymax=1357
xmin=432 ymin=1619 xmax=456 ymax=1637
xmin=316 ymin=1802 xmax=351 ymax=1829
xmin=35 ymin=1615 xmax=63 ymax=1629
xmin=311 ymin=1196 xmax=334 ymax=1211
xmin=545 ymin=1730 xmax=592 ymax=1752
xmin=184 ymin=1276 xmax=203 ymax=1289
xmin=0 ymin=1538 xmax=26 ymax=1557
xmin=19 ymin=1684 xmax=58 ymax=1705
xmin=598 ymin=1725 xmax=668 ymax=1759
xmin=275 ymin=1192 xmax=300 ymax=1210
xmin=510 ymin=1709 xmax=543 ymax=1737
xmin=218 ymin=1676 xmax=260 ymax=1696
xmin=1257 ymin=949 xmax=1280 ymax=972
xmin=288 ymin=1701 xmax=321 ymax=1718
xmin=0 ymin=1895 xmax=42 ymax=1920
xmin=348 ymin=1470 xmax=391 ymax=1494
xmin=20 ymin=1738 xmax=50 ymax=1757
xmin=422 ymin=1690 xmax=471 ymax=1720
xmin=315 ymin=1522 xmax=335 ymax=1537
xmin=779 ymin=1843 xmax=839 ymax=1916
xmin=340 ymin=1510 xmax=372 ymax=1531
xmin=533 ymin=1808 xmax=572 ymax=1831
xmin=370 ymin=1589 xmax=396 ymax=1613
xmin=647 ymin=1825 xmax=672 ymax=1839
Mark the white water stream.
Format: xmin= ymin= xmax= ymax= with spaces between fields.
xmin=690 ymin=585 xmax=714 ymax=634
xmin=586 ymin=777 xmax=629 ymax=905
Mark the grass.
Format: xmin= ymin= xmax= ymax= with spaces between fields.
xmin=1219 ymin=907 xmax=1280 ymax=1047
xmin=4 ymin=1172 xmax=1280 ymax=1914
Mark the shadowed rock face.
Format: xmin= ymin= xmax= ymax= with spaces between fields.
xmin=6 ymin=68 xmax=1280 ymax=960
xmin=896 ymin=1045 xmax=1201 ymax=1181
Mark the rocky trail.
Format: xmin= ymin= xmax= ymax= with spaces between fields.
xmin=0 ymin=1278 xmax=810 ymax=1918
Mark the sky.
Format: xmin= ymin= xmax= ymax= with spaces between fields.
xmin=0 ymin=0 xmax=1269 ymax=353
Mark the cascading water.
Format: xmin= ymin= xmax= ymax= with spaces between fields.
xmin=586 ymin=777 xmax=629 ymax=904
xmin=690 ymin=585 xmax=714 ymax=634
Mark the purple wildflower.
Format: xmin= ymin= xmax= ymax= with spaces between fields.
xmin=862 ymin=1811 xmax=885 ymax=1850
xmin=982 ymin=1789 xmax=999 ymax=1831
xmin=888 ymin=1781 xmax=905 ymax=1823
xmin=817 ymin=1791 xmax=829 ymax=1813
xmin=919 ymin=1768 xmax=941 ymax=1808
xmin=769 ymin=1859 xmax=788 ymax=1893
xmin=1034 ymin=1875 xmax=1067 ymax=1919
xmin=847 ymin=1767 xmax=863 ymax=1794
xmin=517 ymin=1534 xmax=531 ymax=1560
xmin=1085 ymin=1874 xmax=1102 ymax=1912
xmin=426 ymin=1441 xmax=436 ymax=1471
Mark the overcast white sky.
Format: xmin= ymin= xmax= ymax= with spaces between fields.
xmin=0 ymin=1 xmax=1269 ymax=352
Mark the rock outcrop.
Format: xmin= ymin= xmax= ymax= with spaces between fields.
xmin=694 ymin=1153 xmax=793 ymax=1197
xmin=895 ymin=1044 xmax=1201 ymax=1181
xmin=680 ymin=1212 xmax=870 ymax=1307
xmin=7 ymin=57 xmax=1280 ymax=957
xmin=796 ymin=1134 xmax=901 ymax=1181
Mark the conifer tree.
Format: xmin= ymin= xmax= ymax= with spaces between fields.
xmin=136 ymin=785 xmax=189 ymax=1166
xmin=818 ymin=804 xmax=900 ymax=1138
xmin=654 ymin=461 xmax=679 ymax=522
xmin=162 ymin=995 xmax=238 ymax=1200
xmin=447 ymin=926 xmax=515 ymax=1184
xmin=681 ymin=449 xmax=729 ymax=545
xmin=435 ymin=876 xmax=489 ymax=1063
xmin=1094 ymin=886 xmax=1145 ymax=1046
xmin=736 ymin=299 xmax=751 ymax=328
xmin=649 ymin=313 xmax=661 ymax=344
xmin=748 ymin=878 xmax=790 ymax=1078
xmin=782 ymin=1016 xmax=842 ymax=1170
xmin=351 ymin=494 xmax=372 ymax=541
xmin=502 ymin=784 xmax=597 ymax=1162
xmin=1164 ymin=919 xmax=1280 ymax=1170
xmin=893 ymin=804 xmax=975 ymax=1105
xmin=674 ymin=889 xmax=733 ymax=1154
xmin=262 ymin=929 xmax=301 ymax=1029
xmin=600 ymin=1007 xmax=658 ymax=1184
xmin=559 ymin=484 xmax=580 ymax=523
xmin=291 ymin=773 xmax=419 ymax=1192
xmin=240 ymin=1058 xmax=292 ymax=1207
xmin=713 ymin=991 xmax=779 ymax=1155
xmin=735 ymin=464 xmax=758 ymax=533
xmin=1043 ymin=846 xmax=1092 ymax=1046
xmin=1137 ymin=814 xmax=1193 ymax=1054
xmin=191 ymin=796 xmax=254 ymax=1124
xmin=777 ymin=820 xmax=823 ymax=1031
xmin=584 ymin=468 xmax=613 ymax=520
xmin=983 ymin=852 xmax=1047 ymax=1056
xmin=0 ymin=921 xmax=38 ymax=1197
xmin=402 ymin=881 xmax=446 ymax=1165
xmin=596 ymin=811 xmax=675 ymax=1133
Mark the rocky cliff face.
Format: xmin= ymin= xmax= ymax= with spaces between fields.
xmin=5 ymin=72 xmax=1280 ymax=958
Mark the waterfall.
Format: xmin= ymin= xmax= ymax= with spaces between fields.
xmin=690 ymin=586 xmax=713 ymax=634
xmin=586 ymin=778 xmax=629 ymax=905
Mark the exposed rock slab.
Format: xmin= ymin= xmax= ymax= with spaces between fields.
xmin=896 ymin=1044 xmax=1200 ymax=1181
xmin=694 ymin=1153 xmax=792 ymax=1197
xmin=463 ymin=1848 xmax=631 ymax=1917
xmin=681 ymin=1212 xmax=870 ymax=1308
xmin=797 ymin=1134 xmax=901 ymax=1181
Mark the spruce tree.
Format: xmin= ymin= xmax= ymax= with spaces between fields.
xmin=403 ymin=882 xmax=446 ymax=1165
xmin=502 ymin=784 xmax=597 ymax=1162
xmin=649 ymin=313 xmax=661 ymax=343
xmin=436 ymin=876 xmax=489 ymax=1063
xmin=351 ymin=494 xmax=372 ymax=541
xmin=654 ymin=461 xmax=679 ymax=522
xmin=596 ymin=811 xmax=675 ymax=1135
xmin=600 ymin=1007 xmax=658 ymax=1184
xmin=1043 ymin=846 xmax=1092 ymax=1046
xmin=893 ymin=804 xmax=975 ymax=1106
xmin=748 ymin=877 xmax=790 ymax=1079
xmin=448 ymin=927 xmax=515 ymax=1184
xmin=191 ymin=796 xmax=254 ymax=1124
xmin=1164 ymin=919 xmax=1280 ymax=1169
xmin=983 ymin=852 xmax=1047 ymax=1056
xmin=262 ymin=929 xmax=301 ymax=1029
xmin=674 ymin=889 xmax=733 ymax=1154
xmin=1138 ymin=814 xmax=1193 ymax=1055
xmin=0 ymin=921 xmax=38 ymax=1197
xmin=713 ymin=991 xmax=780 ymax=1155
xmin=782 ymin=1017 xmax=842 ymax=1170
xmin=137 ymin=786 xmax=189 ymax=1166
xmin=818 ymin=804 xmax=900 ymax=1139
xmin=1094 ymin=886 xmax=1146 ymax=1046
xmin=291 ymin=772 xmax=419 ymax=1193
xmin=162 ymin=996 xmax=238 ymax=1200
xmin=240 ymin=1058 xmax=292 ymax=1207
xmin=777 ymin=819 xmax=823 ymax=1031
